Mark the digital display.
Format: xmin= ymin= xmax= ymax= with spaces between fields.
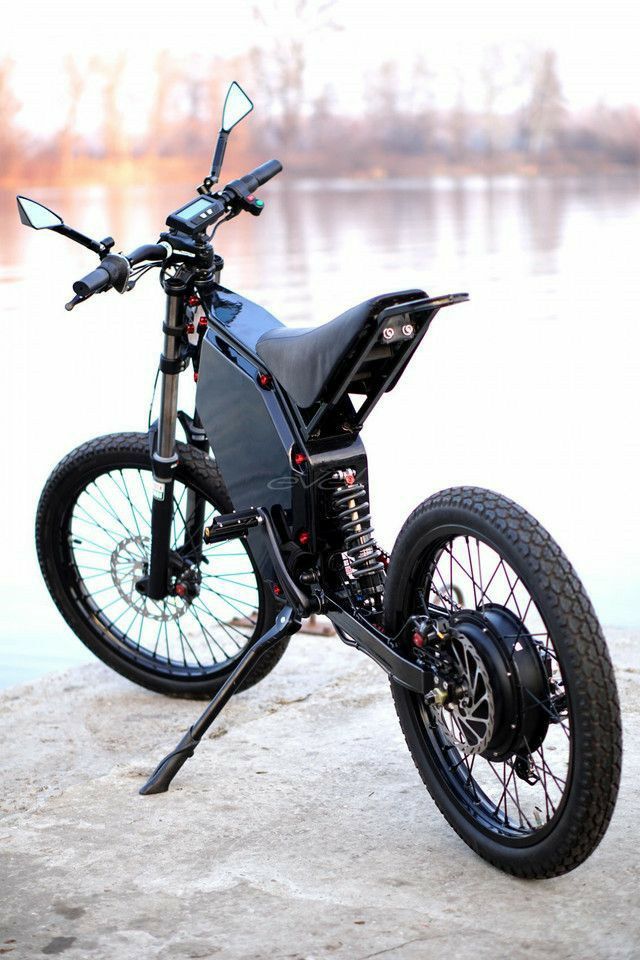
xmin=178 ymin=197 xmax=212 ymax=221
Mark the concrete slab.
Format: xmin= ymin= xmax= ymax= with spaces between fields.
xmin=1 ymin=629 xmax=638 ymax=959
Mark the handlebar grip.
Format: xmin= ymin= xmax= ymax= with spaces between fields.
xmin=240 ymin=159 xmax=283 ymax=192
xmin=73 ymin=267 xmax=110 ymax=298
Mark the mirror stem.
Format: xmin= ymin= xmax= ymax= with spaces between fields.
xmin=52 ymin=224 xmax=112 ymax=257
xmin=209 ymin=130 xmax=229 ymax=186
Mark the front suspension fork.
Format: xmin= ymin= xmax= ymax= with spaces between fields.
xmin=147 ymin=275 xmax=187 ymax=600
xmin=178 ymin=410 xmax=209 ymax=565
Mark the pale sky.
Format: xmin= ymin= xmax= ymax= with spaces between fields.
xmin=3 ymin=0 xmax=639 ymax=136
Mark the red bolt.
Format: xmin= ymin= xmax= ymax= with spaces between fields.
xmin=293 ymin=451 xmax=306 ymax=466
xmin=273 ymin=583 xmax=283 ymax=597
xmin=258 ymin=373 xmax=272 ymax=389
xmin=412 ymin=631 xmax=424 ymax=648
xmin=175 ymin=583 xmax=187 ymax=597
xmin=187 ymin=295 xmax=200 ymax=306
xmin=297 ymin=530 xmax=311 ymax=546
xmin=197 ymin=317 xmax=207 ymax=329
xmin=193 ymin=372 xmax=199 ymax=383
xmin=186 ymin=322 xmax=195 ymax=334
xmin=345 ymin=473 xmax=355 ymax=486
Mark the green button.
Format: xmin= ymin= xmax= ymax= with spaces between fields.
xmin=255 ymin=199 xmax=264 ymax=208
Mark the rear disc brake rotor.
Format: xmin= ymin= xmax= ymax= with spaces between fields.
xmin=432 ymin=630 xmax=496 ymax=756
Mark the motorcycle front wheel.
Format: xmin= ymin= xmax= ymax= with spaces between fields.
xmin=36 ymin=432 xmax=284 ymax=698
xmin=384 ymin=486 xmax=621 ymax=878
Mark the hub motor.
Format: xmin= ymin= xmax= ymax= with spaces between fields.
xmin=425 ymin=605 xmax=550 ymax=762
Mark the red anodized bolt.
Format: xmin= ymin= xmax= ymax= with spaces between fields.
xmin=175 ymin=582 xmax=187 ymax=597
xmin=297 ymin=530 xmax=311 ymax=546
xmin=293 ymin=451 xmax=306 ymax=466
xmin=187 ymin=295 xmax=200 ymax=306
xmin=412 ymin=631 xmax=425 ymax=648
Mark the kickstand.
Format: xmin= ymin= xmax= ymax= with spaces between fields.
xmin=139 ymin=605 xmax=302 ymax=795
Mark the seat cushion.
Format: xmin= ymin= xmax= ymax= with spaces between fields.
xmin=255 ymin=289 xmax=425 ymax=409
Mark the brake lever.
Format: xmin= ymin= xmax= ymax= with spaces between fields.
xmin=65 ymin=294 xmax=84 ymax=312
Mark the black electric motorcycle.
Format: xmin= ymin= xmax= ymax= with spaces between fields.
xmin=19 ymin=82 xmax=621 ymax=878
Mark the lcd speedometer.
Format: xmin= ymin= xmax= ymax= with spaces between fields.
xmin=166 ymin=196 xmax=226 ymax=235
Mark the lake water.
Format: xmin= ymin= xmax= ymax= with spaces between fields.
xmin=1 ymin=175 xmax=639 ymax=688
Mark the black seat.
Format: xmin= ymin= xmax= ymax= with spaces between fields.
xmin=255 ymin=289 xmax=425 ymax=409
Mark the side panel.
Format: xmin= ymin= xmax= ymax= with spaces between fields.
xmin=196 ymin=331 xmax=295 ymax=514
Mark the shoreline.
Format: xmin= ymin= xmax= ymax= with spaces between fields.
xmin=1 ymin=628 xmax=639 ymax=958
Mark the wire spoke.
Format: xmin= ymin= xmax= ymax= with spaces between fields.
xmin=420 ymin=531 xmax=572 ymax=840
xmin=63 ymin=465 xmax=261 ymax=676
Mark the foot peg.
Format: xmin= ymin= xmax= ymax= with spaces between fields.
xmin=204 ymin=507 xmax=262 ymax=543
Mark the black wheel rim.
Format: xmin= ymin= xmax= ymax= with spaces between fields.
xmin=406 ymin=528 xmax=573 ymax=846
xmin=61 ymin=465 xmax=265 ymax=679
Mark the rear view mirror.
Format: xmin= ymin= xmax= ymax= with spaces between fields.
xmin=203 ymin=82 xmax=255 ymax=189
xmin=221 ymin=82 xmax=253 ymax=133
xmin=17 ymin=196 xmax=63 ymax=230
xmin=16 ymin=195 xmax=113 ymax=256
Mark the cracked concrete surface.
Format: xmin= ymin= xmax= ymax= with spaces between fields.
xmin=0 ymin=629 xmax=639 ymax=959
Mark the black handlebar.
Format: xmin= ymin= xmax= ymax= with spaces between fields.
xmin=67 ymin=160 xmax=280 ymax=309
xmin=72 ymin=246 xmax=168 ymax=303
xmin=128 ymin=243 xmax=169 ymax=266
xmin=240 ymin=159 xmax=283 ymax=193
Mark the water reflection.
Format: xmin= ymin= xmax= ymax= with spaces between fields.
xmin=1 ymin=175 xmax=639 ymax=685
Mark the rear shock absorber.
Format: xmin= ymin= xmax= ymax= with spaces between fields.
xmin=331 ymin=469 xmax=385 ymax=612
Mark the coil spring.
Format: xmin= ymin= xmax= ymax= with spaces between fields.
xmin=331 ymin=471 xmax=385 ymax=586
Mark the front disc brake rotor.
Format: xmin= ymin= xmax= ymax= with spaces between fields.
xmin=110 ymin=536 xmax=187 ymax=622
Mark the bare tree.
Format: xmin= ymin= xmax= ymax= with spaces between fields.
xmin=250 ymin=0 xmax=340 ymax=151
xmin=479 ymin=46 xmax=505 ymax=160
xmin=59 ymin=56 xmax=86 ymax=176
xmin=0 ymin=59 xmax=21 ymax=178
xmin=523 ymin=49 xmax=565 ymax=157
xmin=367 ymin=61 xmax=401 ymax=153
xmin=92 ymin=54 xmax=128 ymax=159
xmin=447 ymin=74 xmax=469 ymax=165
xmin=410 ymin=55 xmax=436 ymax=155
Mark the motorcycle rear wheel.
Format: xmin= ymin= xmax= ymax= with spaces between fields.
xmin=384 ymin=486 xmax=621 ymax=878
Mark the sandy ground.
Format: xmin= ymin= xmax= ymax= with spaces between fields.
xmin=0 ymin=628 xmax=638 ymax=960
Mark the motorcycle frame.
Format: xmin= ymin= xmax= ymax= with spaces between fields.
xmin=145 ymin=250 xmax=467 ymax=698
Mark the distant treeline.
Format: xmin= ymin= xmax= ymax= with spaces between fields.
xmin=1 ymin=45 xmax=639 ymax=185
